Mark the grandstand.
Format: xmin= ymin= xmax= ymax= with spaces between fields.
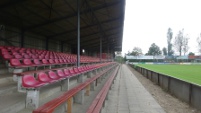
xmin=0 ymin=0 xmax=190 ymax=113
xmin=0 ymin=0 xmax=127 ymax=113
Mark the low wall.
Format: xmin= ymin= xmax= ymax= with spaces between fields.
xmin=132 ymin=64 xmax=201 ymax=111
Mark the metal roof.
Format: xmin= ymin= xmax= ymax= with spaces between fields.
xmin=0 ymin=0 xmax=125 ymax=52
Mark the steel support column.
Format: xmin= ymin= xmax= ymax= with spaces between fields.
xmin=45 ymin=37 xmax=49 ymax=50
xmin=61 ymin=41 xmax=63 ymax=52
xmin=77 ymin=0 xmax=80 ymax=67
xmin=107 ymin=42 xmax=109 ymax=61
xmin=20 ymin=30 xmax=24 ymax=47
xmin=100 ymin=37 xmax=102 ymax=62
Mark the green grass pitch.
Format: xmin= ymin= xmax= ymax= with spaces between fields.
xmin=136 ymin=64 xmax=201 ymax=85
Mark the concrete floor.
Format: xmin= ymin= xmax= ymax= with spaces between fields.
xmin=101 ymin=64 xmax=165 ymax=113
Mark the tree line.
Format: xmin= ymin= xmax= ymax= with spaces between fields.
xmin=126 ymin=28 xmax=201 ymax=56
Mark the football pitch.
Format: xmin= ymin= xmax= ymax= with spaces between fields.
xmin=136 ymin=64 xmax=201 ymax=85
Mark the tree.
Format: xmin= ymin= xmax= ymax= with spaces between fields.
xmin=167 ymin=28 xmax=174 ymax=56
xmin=147 ymin=43 xmax=161 ymax=55
xmin=183 ymin=37 xmax=189 ymax=55
xmin=196 ymin=33 xmax=201 ymax=54
xmin=174 ymin=29 xmax=189 ymax=56
xmin=126 ymin=51 xmax=131 ymax=55
xmin=162 ymin=47 xmax=167 ymax=55
xmin=130 ymin=47 xmax=142 ymax=56
xmin=188 ymin=52 xmax=195 ymax=55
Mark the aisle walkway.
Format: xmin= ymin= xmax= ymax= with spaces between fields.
xmin=102 ymin=64 xmax=165 ymax=113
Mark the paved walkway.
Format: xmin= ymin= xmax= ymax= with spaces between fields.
xmin=102 ymin=64 xmax=165 ymax=113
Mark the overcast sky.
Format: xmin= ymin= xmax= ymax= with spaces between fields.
xmin=122 ymin=0 xmax=201 ymax=55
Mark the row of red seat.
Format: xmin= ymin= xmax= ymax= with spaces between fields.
xmin=9 ymin=58 xmax=76 ymax=68
xmin=0 ymin=46 xmax=112 ymax=69
xmin=0 ymin=46 xmax=101 ymax=62
xmin=32 ymin=63 xmax=117 ymax=113
xmin=22 ymin=62 xmax=113 ymax=89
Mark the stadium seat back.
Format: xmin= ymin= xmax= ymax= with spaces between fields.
xmin=23 ymin=59 xmax=32 ymax=65
xmin=48 ymin=71 xmax=59 ymax=80
xmin=38 ymin=72 xmax=52 ymax=83
xmin=57 ymin=70 xmax=65 ymax=77
xmin=42 ymin=59 xmax=49 ymax=64
xmin=49 ymin=59 xmax=55 ymax=64
xmin=10 ymin=59 xmax=21 ymax=66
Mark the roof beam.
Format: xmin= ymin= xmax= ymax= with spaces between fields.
xmin=0 ymin=0 xmax=28 ymax=10
xmin=81 ymin=42 xmax=109 ymax=51
xmin=79 ymin=34 xmax=121 ymax=48
xmin=24 ymin=0 xmax=121 ymax=31
xmin=63 ymin=25 xmax=121 ymax=43
xmin=84 ymin=0 xmax=106 ymax=39
xmin=71 ymin=31 xmax=122 ymax=46
xmin=48 ymin=17 xmax=121 ymax=38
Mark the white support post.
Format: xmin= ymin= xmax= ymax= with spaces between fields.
xmin=61 ymin=78 xmax=69 ymax=91
xmin=87 ymin=71 xmax=93 ymax=78
xmin=17 ymin=76 xmax=26 ymax=92
xmin=74 ymin=89 xmax=84 ymax=104
xmin=106 ymin=93 xmax=109 ymax=100
xmin=26 ymin=89 xmax=39 ymax=109
xmin=78 ymin=74 xmax=84 ymax=83
xmin=13 ymin=68 xmax=23 ymax=81
xmin=90 ymin=81 xmax=95 ymax=91
xmin=93 ymin=69 xmax=97 ymax=75
xmin=97 ymin=78 xmax=101 ymax=83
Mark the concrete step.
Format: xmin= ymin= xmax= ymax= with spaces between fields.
xmin=0 ymin=92 xmax=26 ymax=113
xmin=0 ymin=73 xmax=14 ymax=85
xmin=0 ymin=67 xmax=9 ymax=75
xmin=0 ymin=77 xmax=80 ymax=113
xmin=0 ymin=82 xmax=17 ymax=96
xmin=0 ymin=63 xmax=7 ymax=68
xmin=17 ymin=76 xmax=87 ymax=113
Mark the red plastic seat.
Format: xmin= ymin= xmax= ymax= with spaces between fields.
xmin=49 ymin=59 xmax=55 ymax=64
xmin=23 ymin=59 xmax=34 ymax=65
xmin=33 ymin=59 xmax=42 ymax=65
xmin=3 ymin=54 xmax=14 ymax=60
xmin=48 ymin=71 xmax=62 ymax=80
xmin=1 ymin=50 xmax=9 ymax=55
xmin=42 ymin=59 xmax=49 ymax=64
xmin=57 ymin=70 xmax=67 ymax=78
xmin=45 ymin=55 xmax=49 ymax=59
xmin=39 ymin=55 xmax=44 ymax=59
xmin=73 ymin=68 xmax=80 ymax=74
xmin=0 ymin=48 xmax=8 ymax=52
xmin=31 ymin=55 xmax=38 ymax=59
xmin=12 ymin=52 xmax=19 ymax=55
xmin=22 ymin=75 xmax=46 ymax=88
xmin=50 ymin=55 xmax=54 ymax=59
xmin=38 ymin=72 xmax=56 ymax=83
xmin=14 ymin=54 xmax=23 ymax=59
xmin=78 ymin=67 xmax=85 ymax=72
xmin=10 ymin=59 xmax=22 ymax=67
xmin=59 ymin=59 xmax=64 ymax=63
xmin=63 ymin=59 xmax=67 ymax=63
xmin=69 ymin=68 xmax=76 ymax=75
xmin=64 ymin=69 xmax=71 ymax=77
xmin=23 ymin=54 xmax=31 ymax=59
xmin=54 ymin=59 xmax=59 ymax=64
